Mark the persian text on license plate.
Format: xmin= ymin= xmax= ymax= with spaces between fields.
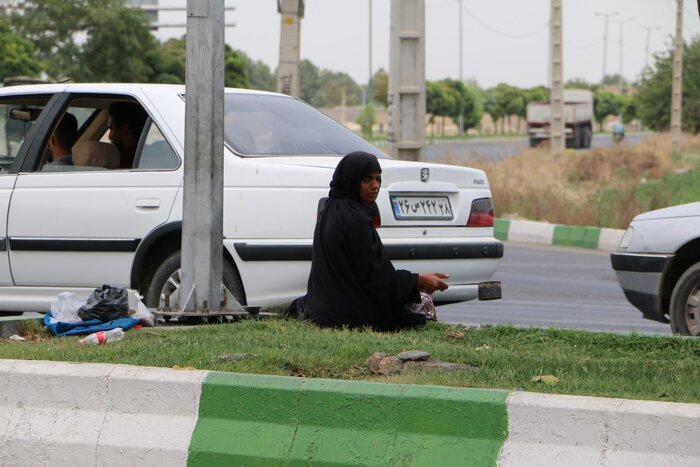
xmin=390 ymin=195 xmax=453 ymax=220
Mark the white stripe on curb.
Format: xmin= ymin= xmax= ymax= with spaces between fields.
xmin=507 ymin=219 xmax=556 ymax=246
xmin=0 ymin=360 xmax=208 ymax=466
xmin=499 ymin=391 xmax=700 ymax=466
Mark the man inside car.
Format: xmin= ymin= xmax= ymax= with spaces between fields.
xmin=47 ymin=112 xmax=78 ymax=165
xmin=108 ymin=102 xmax=147 ymax=169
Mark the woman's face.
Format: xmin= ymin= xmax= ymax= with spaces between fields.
xmin=359 ymin=171 xmax=382 ymax=206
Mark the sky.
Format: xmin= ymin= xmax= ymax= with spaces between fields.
xmin=154 ymin=0 xmax=700 ymax=89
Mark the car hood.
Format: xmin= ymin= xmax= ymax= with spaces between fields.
xmin=634 ymin=201 xmax=700 ymax=222
xmin=249 ymin=156 xmax=489 ymax=189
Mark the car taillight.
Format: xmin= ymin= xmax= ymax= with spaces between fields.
xmin=466 ymin=198 xmax=494 ymax=227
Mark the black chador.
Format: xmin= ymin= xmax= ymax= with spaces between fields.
xmin=295 ymin=151 xmax=423 ymax=331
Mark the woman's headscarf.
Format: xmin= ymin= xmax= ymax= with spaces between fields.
xmin=329 ymin=151 xmax=382 ymax=200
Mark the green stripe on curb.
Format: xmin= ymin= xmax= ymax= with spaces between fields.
xmin=494 ymin=219 xmax=510 ymax=241
xmin=552 ymin=225 xmax=601 ymax=249
xmin=188 ymin=372 xmax=509 ymax=466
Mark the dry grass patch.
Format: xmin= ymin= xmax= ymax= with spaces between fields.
xmin=452 ymin=133 xmax=700 ymax=229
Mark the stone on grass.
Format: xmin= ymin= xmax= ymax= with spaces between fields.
xmin=397 ymin=350 xmax=431 ymax=362
xmin=365 ymin=352 xmax=404 ymax=375
xmin=366 ymin=351 xmax=479 ymax=374
xmin=216 ymin=352 xmax=248 ymax=362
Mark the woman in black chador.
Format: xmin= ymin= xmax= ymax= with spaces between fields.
xmin=294 ymin=151 xmax=449 ymax=331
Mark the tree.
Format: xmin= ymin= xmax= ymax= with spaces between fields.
xmin=637 ymin=37 xmax=700 ymax=133
xmin=299 ymin=59 xmax=321 ymax=104
xmin=593 ymin=91 xmax=623 ymax=130
xmin=620 ymin=93 xmax=639 ymax=124
xmin=565 ymin=78 xmax=597 ymax=91
xmin=76 ymin=0 xmax=159 ymax=82
xmin=8 ymin=0 xmax=85 ymax=80
xmin=426 ymin=80 xmax=454 ymax=136
xmin=150 ymin=37 xmax=186 ymax=84
xmin=442 ymin=79 xmax=482 ymax=132
xmin=372 ymin=68 xmax=388 ymax=106
xmin=484 ymin=88 xmax=506 ymax=134
xmin=601 ymin=73 xmax=627 ymax=87
xmin=0 ymin=21 xmax=42 ymax=82
xmin=356 ymin=104 xmax=375 ymax=138
xmin=317 ymin=69 xmax=361 ymax=107
xmin=237 ymin=50 xmax=275 ymax=91
xmin=224 ymin=45 xmax=249 ymax=89
xmin=492 ymin=83 xmax=524 ymax=133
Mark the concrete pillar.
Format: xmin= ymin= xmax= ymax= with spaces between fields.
xmin=549 ymin=0 xmax=565 ymax=155
xmin=277 ymin=0 xmax=304 ymax=97
xmin=181 ymin=0 xmax=225 ymax=313
xmin=387 ymin=0 xmax=426 ymax=161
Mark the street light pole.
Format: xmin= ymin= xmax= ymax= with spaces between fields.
xmin=611 ymin=18 xmax=633 ymax=90
xmin=595 ymin=11 xmax=619 ymax=81
xmin=368 ymin=0 xmax=373 ymax=105
xmin=671 ymin=0 xmax=684 ymax=152
xmin=640 ymin=25 xmax=660 ymax=69
xmin=458 ymin=0 xmax=464 ymax=134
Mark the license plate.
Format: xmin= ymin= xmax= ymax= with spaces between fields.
xmin=390 ymin=195 xmax=454 ymax=220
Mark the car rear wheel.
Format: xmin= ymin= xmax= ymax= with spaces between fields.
xmin=669 ymin=262 xmax=700 ymax=336
xmin=145 ymin=251 xmax=246 ymax=313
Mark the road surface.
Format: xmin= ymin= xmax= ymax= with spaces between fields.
xmin=439 ymin=242 xmax=671 ymax=335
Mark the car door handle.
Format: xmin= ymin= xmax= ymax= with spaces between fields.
xmin=136 ymin=198 xmax=161 ymax=209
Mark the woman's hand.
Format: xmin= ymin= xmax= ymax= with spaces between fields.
xmin=417 ymin=272 xmax=450 ymax=294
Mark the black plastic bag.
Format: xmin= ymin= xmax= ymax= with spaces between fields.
xmin=78 ymin=285 xmax=130 ymax=322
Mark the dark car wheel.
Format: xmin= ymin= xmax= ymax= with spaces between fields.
xmin=669 ymin=262 xmax=700 ymax=336
xmin=145 ymin=251 xmax=246 ymax=313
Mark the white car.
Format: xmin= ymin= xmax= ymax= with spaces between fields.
xmin=611 ymin=202 xmax=700 ymax=336
xmin=0 ymin=83 xmax=501 ymax=315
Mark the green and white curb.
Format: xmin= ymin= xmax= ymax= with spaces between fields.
xmin=2 ymin=360 xmax=699 ymax=466
xmin=495 ymin=219 xmax=625 ymax=251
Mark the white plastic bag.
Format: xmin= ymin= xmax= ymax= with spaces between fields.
xmin=132 ymin=293 xmax=155 ymax=327
xmin=50 ymin=292 xmax=87 ymax=323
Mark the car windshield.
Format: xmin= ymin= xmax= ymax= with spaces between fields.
xmin=223 ymin=93 xmax=386 ymax=158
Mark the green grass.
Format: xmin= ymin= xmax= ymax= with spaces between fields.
xmin=2 ymin=318 xmax=699 ymax=403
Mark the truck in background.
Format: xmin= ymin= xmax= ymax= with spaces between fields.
xmin=526 ymin=89 xmax=593 ymax=149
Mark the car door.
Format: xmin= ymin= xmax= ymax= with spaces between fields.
xmin=0 ymin=93 xmax=59 ymax=286
xmin=7 ymin=93 xmax=182 ymax=288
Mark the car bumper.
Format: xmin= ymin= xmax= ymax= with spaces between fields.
xmin=610 ymin=252 xmax=671 ymax=323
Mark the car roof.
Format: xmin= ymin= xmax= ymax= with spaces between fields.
xmin=0 ymin=83 xmax=285 ymax=98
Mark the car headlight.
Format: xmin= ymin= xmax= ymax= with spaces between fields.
xmin=618 ymin=226 xmax=633 ymax=250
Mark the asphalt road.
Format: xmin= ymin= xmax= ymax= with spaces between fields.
xmin=439 ymin=242 xmax=671 ymax=335
xmin=424 ymin=132 xmax=649 ymax=164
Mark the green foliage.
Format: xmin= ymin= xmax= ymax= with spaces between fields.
xmin=372 ymin=68 xmax=388 ymax=107
xmin=356 ymin=104 xmax=376 ymax=138
xmin=426 ymin=79 xmax=482 ymax=132
xmin=223 ymin=45 xmax=249 ymax=89
xmin=76 ymin=0 xmax=158 ymax=82
xmin=0 ymin=21 xmax=42 ymax=81
xmin=298 ymin=59 xmax=361 ymax=107
xmin=638 ymin=37 xmax=700 ymax=133
xmin=565 ymin=78 xmax=598 ymax=91
xmin=593 ymin=91 xmax=623 ymax=127
xmin=237 ymin=50 xmax=275 ymax=91
xmin=620 ymin=94 xmax=639 ymax=123
xmin=484 ymin=83 xmax=525 ymax=133
xmin=601 ymin=73 xmax=627 ymax=87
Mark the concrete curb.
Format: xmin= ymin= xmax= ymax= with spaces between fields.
xmin=495 ymin=219 xmax=625 ymax=252
xmin=2 ymin=360 xmax=699 ymax=466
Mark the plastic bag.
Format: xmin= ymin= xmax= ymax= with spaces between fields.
xmin=49 ymin=292 xmax=87 ymax=324
xmin=132 ymin=293 xmax=155 ymax=327
xmin=78 ymin=285 xmax=130 ymax=322
xmin=406 ymin=292 xmax=437 ymax=321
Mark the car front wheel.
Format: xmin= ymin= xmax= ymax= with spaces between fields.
xmin=669 ymin=262 xmax=700 ymax=336
xmin=145 ymin=251 xmax=246 ymax=312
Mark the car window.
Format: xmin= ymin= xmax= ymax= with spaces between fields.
xmin=39 ymin=97 xmax=150 ymax=172
xmin=221 ymin=94 xmax=386 ymax=158
xmin=0 ymin=96 xmax=51 ymax=173
xmin=134 ymin=120 xmax=180 ymax=170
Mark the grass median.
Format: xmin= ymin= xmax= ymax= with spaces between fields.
xmin=2 ymin=317 xmax=699 ymax=403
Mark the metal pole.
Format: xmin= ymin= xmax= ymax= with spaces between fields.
xmin=612 ymin=18 xmax=633 ymax=90
xmin=276 ymin=0 xmax=305 ymax=97
xmin=458 ymin=0 xmax=464 ymax=134
xmin=388 ymin=0 xmax=426 ymax=161
xmin=550 ymin=0 xmax=564 ymax=155
xmin=671 ymin=0 xmax=683 ymax=152
xmin=595 ymin=12 xmax=619 ymax=81
xmin=368 ymin=0 xmax=373 ymax=104
xmin=182 ymin=0 xmax=225 ymax=314
xmin=641 ymin=25 xmax=659 ymax=69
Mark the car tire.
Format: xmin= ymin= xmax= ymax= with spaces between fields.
xmin=145 ymin=251 xmax=246 ymax=312
xmin=669 ymin=262 xmax=700 ymax=336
